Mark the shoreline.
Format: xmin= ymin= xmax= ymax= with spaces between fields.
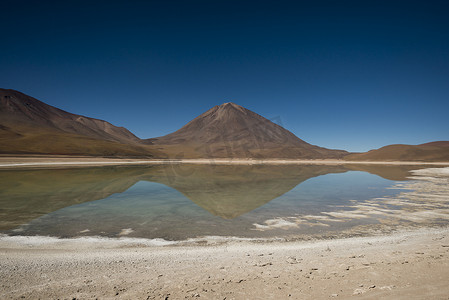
xmin=0 ymin=226 xmax=447 ymax=250
xmin=1 ymin=156 xmax=449 ymax=168
xmin=1 ymin=227 xmax=448 ymax=299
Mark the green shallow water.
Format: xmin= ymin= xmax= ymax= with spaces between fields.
xmin=0 ymin=164 xmax=447 ymax=240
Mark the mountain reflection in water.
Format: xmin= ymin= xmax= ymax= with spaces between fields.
xmin=0 ymin=164 xmax=429 ymax=239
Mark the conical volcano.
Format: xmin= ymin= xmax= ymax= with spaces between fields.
xmin=145 ymin=102 xmax=347 ymax=159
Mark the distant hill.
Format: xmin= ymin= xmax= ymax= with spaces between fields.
xmin=1 ymin=88 xmax=447 ymax=161
xmin=345 ymin=141 xmax=449 ymax=162
xmin=0 ymin=89 xmax=158 ymax=156
xmin=143 ymin=102 xmax=348 ymax=159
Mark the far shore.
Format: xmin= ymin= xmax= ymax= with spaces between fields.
xmin=1 ymin=155 xmax=449 ymax=168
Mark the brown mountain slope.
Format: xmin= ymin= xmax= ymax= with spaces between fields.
xmin=0 ymin=89 xmax=139 ymax=143
xmin=345 ymin=141 xmax=449 ymax=162
xmin=0 ymin=124 xmax=158 ymax=156
xmin=3 ymin=89 xmax=445 ymax=161
xmin=144 ymin=102 xmax=348 ymax=159
xmin=0 ymin=89 xmax=159 ymax=156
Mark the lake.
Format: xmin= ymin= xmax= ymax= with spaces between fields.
xmin=1 ymin=164 xmax=448 ymax=241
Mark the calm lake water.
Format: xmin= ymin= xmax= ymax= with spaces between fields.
xmin=1 ymin=164 xmax=447 ymax=241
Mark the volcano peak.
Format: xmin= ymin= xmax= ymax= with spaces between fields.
xmin=146 ymin=102 xmax=348 ymax=159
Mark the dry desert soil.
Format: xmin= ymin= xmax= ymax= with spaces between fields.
xmin=1 ymin=228 xmax=449 ymax=299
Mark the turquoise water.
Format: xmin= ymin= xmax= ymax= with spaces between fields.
xmin=0 ymin=164 xmax=436 ymax=240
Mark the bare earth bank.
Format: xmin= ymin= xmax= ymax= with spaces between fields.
xmin=1 ymin=228 xmax=448 ymax=299
xmin=1 ymin=155 xmax=449 ymax=168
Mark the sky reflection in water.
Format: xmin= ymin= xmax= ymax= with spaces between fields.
xmin=0 ymin=164 xmax=444 ymax=240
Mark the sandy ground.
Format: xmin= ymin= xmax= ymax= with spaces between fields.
xmin=0 ymin=228 xmax=448 ymax=299
xmin=1 ymin=155 xmax=449 ymax=168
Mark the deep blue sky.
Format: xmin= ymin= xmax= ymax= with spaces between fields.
xmin=1 ymin=0 xmax=448 ymax=152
